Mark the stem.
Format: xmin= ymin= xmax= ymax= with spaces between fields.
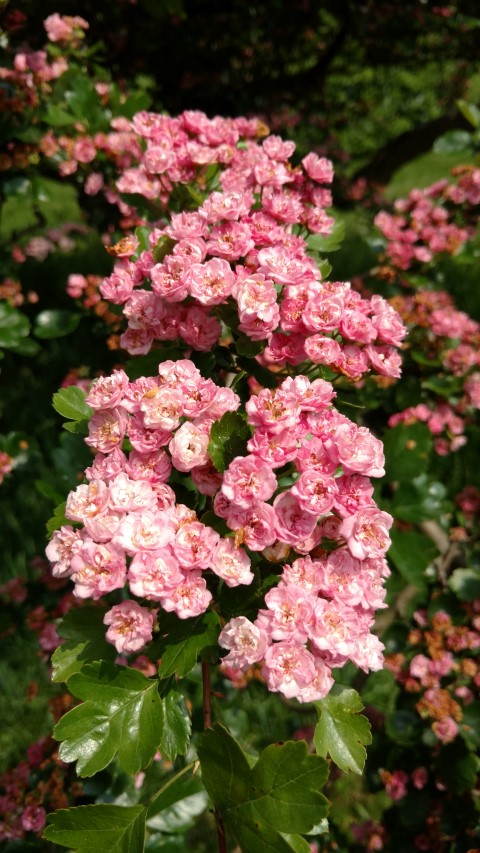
xmin=147 ymin=760 xmax=199 ymax=811
xmin=202 ymin=659 xmax=212 ymax=729
xmin=215 ymin=811 xmax=227 ymax=853
xmin=202 ymin=660 xmax=227 ymax=853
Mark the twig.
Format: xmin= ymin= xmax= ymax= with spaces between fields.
xmin=202 ymin=659 xmax=227 ymax=853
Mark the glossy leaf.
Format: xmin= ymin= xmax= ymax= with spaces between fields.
xmin=34 ymin=310 xmax=81 ymax=339
xmin=156 ymin=611 xmax=221 ymax=678
xmin=391 ymin=475 xmax=452 ymax=523
xmin=307 ymin=219 xmax=345 ymax=253
xmin=314 ymin=685 xmax=371 ymax=774
xmin=43 ymin=804 xmax=146 ymax=851
xmin=448 ymin=568 xmax=480 ymax=602
xmin=52 ymin=606 xmax=115 ymax=683
xmin=433 ymin=130 xmax=472 ymax=154
xmin=0 ymin=303 xmax=30 ymax=348
xmin=46 ymin=502 xmax=69 ymax=536
xmin=52 ymin=387 xmax=93 ymax=422
xmin=384 ymin=423 xmax=432 ymax=482
xmin=207 ymin=411 xmax=251 ymax=473
xmin=198 ymin=725 xmax=328 ymax=849
xmin=54 ymin=663 xmax=165 ymax=776
xmin=388 ymin=529 xmax=437 ymax=589
xmin=158 ymin=691 xmax=191 ymax=762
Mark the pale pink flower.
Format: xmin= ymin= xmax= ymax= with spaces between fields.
xmin=221 ymin=455 xmax=277 ymax=508
xmin=263 ymin=641 xmax=317 ymax=700
xmin=301 ymin=153 xmax=334 ymax=183
xmin=65 ymin=480 xmax=110 ymax=523
xmin=227 ymin=501 xmax=277 ymax=551
xmin=128 ymin=550 xmax=184 ymax=599
xmin=85 ymin=407 xmax=128 ymax=454
xmin=174 ymin=521 xmax=220 ymax=569
xmin=432 ymin=716 xmax=458 ymax=743
xmin=263 ymin=584 xmax=314 ymax=643
xmin=104 ymin=600 xmax=155 ymax=654
xmin=340 ymin=507 xmax=393 ymax=560
xmin=169 ymin=422 xmax=210 ymax=471
xmin=210 ymin=539 xmax=254 ymax=587
xmin=290 ymin=470 xmax=338 ymax=516
xmin=219 ymin=616 xmax=268 ymax=667
xmin=117 ymin=509 xmax=175 ymax=553
xmin=70 ymin=540 xmax=127 ymax=599
xmin=273 ymin=492 xmax=318 ymax=545
xmin=161 ymin=573 xmax=212 ymax=618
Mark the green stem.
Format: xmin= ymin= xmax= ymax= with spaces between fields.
xmin=147 ymin=760 xmax=199 ymax=813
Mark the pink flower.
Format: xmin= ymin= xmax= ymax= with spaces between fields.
xmin=210 ymin=539 xmax=253 ymax=586
xmin=21 ymin=804 xmax=46 ymax=833
xmin=383 ymin=770 xmax=408 ymax=801
xmin=340 ymin=507 xmax=393 ymax=560
xmin=301 ymin=153 xmax=334 ymax=184
xmin=290 ymin=470 xmax=338 ymax=516
xmin=169 ymin=422 xmax=210 ymax=471
xmin=219 ymin=616 xmax=268 ymax=667
xmin=273 ymin=492 xmax=318 ymax=546
xmin=221 ymin=455 xmax=277 ymax=508
xmin=432 ymin=716 xmax=458 ymax=743
xmin=186 ymin=258 xmax=235 ymax=305
xmin=104 ymin=600 xmax=155 ymax=654
xmin=263 ymin=641 xmax=317 ymax=700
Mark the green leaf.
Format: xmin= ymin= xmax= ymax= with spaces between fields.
xmin=34 ymin=310 xmax=81 ymax=339
xmin=384 ymin=423 xmax=432 ymax=482
xmin=198 ymin=726 xmax=328 ymax=850
xmin=43 ymin=804 xmax=146 ymax=851
xmin=237 ymin=356 xmax=278 ymax=389
xmin=385 ymin=709 xmax=421 ymax=745
xmin=433 ymin=129 xmax=472 ymax=154
xmin=421 ymin=375 xmax=464 ymax=398
xmin=0 ymin=303 xmax=30 ymax=348
xmin=146 ymin=762 xmax=204 ymax=826
xmin=314 ymin=685 xmax=371 ymax=774
xmin=44 ymin=104 xmax=76 ymax=126
xmin=456 ymin=98 xmax=480 ymax=128
xmin=361 ymin=670 xmax=400 ymax=715
xmin=46 ymin=501 xmax=69 ymax=536
xmin=54 ymin=662 xmax=166 ymax=776
xmin=388 ymin=529 xmax=437 ymax=589
xmin=51 ymin=606 xmax=116 ymax=683
xmin=152 ymin=235 xmax=176 ymax=263
xmin=52 ymin=387 xmax=93 ymax=422
xmin=459 ymin=702 xmax=480 ymax=748
xmin=156 ymin=611 xmax=221 ymax=678
xmin=391 ymin=475 xmax=452 ymax=523
xmin=235 ymin=334 xmax=265 ymax=357
xmin=448 ymin=567 xmax=480 ymax=602
xmin=158 ymin=691 xmax=191 ymax=762
xmin=437 ymin=743 xmax=479 ymax=793
xmin=207 ymin=412 xmax=251 ymax=473
xmin=307 ymin=219 xmax=345 ymax=253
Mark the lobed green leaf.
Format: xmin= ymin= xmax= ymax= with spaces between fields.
xmin=314 ymin=685 xmax=371 ymax=774
xmin=43 ymin=804 xmax=146 ymax=851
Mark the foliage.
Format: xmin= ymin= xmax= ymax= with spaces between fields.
xmin=0 ymin=6 xmax=479 ymax=853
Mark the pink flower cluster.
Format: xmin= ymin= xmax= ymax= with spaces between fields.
xmin=387 ymin=289 xmax=480 ymax=454
xmin=44 ymin=14 xmax=89 ymax=44
xmin=46 ymin=360 xmax=392 ymax=702
xmin=97 ymin=112 xmax=405 ymax=380
xmin=375 ymin=167 xmax=480 ymax=271
xmin=388 ymin=402 xmax=467 ymax=455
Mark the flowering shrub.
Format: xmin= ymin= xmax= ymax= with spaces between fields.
xmin=36 ymin=99 xmax=409 ymax=851
xmin=1 ymin=11 xmax=479 ymax=853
